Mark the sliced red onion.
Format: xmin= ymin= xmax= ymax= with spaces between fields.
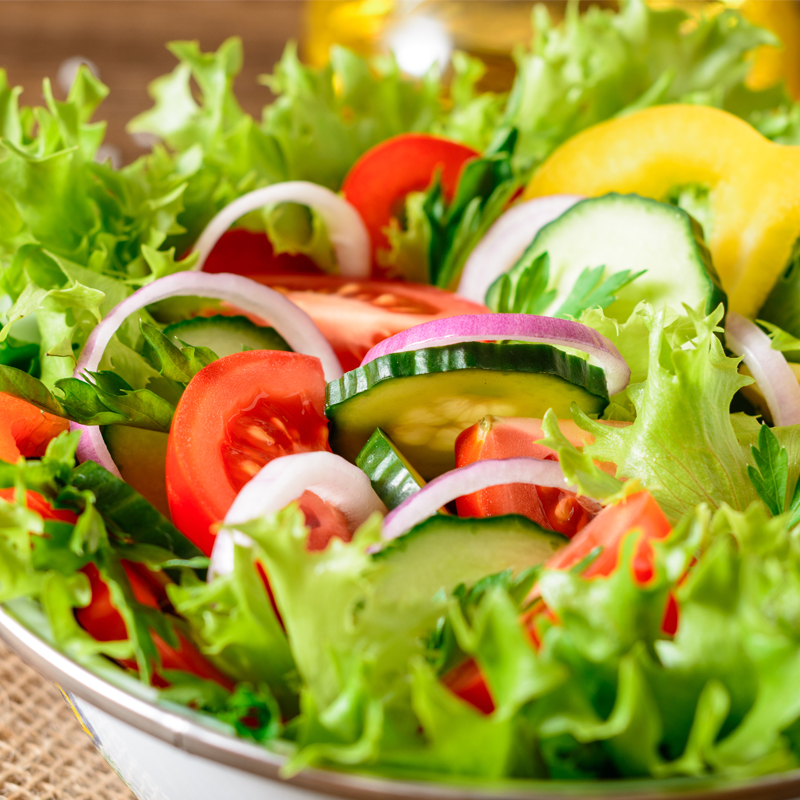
xmin=71 ymin=271 xmax=342 ymax=476
xmin=456 ymin=195 xmax=582 ymax=304
xmin=726 ymin=312 xmax=800 ymax=427
xmin=210 ymin=451 xmax=387 ymax=578
xmin=72 ymin=421 xmax=121 ymax=478
xmin=360 ymin=313 xmax=630 ymax=396
xmin=381 ymin=457 xmax=581 ymax=541
xmin=191 ymin=182 xmax=371 ymax=278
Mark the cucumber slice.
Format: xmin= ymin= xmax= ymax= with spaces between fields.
xmin=527 ymin=193 xmax=725 ymax=320
xmin=326 ymin=342 xmax=608 ymax=479
xmin=356 ymin=428 xmax=426 ymax=509
xmin=104 ymin=425 xmax=170 ymax=517
xmin=371 ymin=514 xmax=567 ymax=606
xmin=164 ymin=315 xmax=290 ymax=358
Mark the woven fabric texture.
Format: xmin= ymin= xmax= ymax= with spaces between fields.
xmin=0 ymin=640 xmax=134 ymax=800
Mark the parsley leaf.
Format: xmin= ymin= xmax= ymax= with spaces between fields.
xmin=747 ymin=423 xmax=791 ymax=517
xmin=555 ymin=266 xmax=645 ymax=319
xmin=486 ymin=249 xmax=643 ymax=319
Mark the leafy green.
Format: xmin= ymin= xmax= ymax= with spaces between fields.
xmin=168 ymin=541 xmax=297 ymax=715
xmin=486 ymin=246 xmax=643 ymax=320
xmin=0 ymin=434 xmax=206 ymax=682
xmin=486 ymin=250 xmax=554 ymax=315
xmin=576 ymin=304 xmax=760 ymax=521
xmin=506 ymin=0 xmax=799 ymax=170
xmin=384 ymin=129 xmax=521 ymax=286
xmin=757 ymin=319 xmax=800 ymax=363
xmin=747 ymin=424 xmax=790 ymax=516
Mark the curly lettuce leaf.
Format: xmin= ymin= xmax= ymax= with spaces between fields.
xmin=576 ymin=304 xmax=759 ymax=521
xmin=507 ymin=0 xmax=797 ymax=169
xmin=168 ymin=542 xmax=296 ymax=715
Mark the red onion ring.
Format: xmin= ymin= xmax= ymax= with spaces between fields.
xmin=381 ymin=456 xmax=582 ymax=541
xmin=72 ymin=271 xmax=342 ymax=475
xmin=456 ymin=195 xmax=582 ymax=303
xmin=191 ymin=182 xmax=371 ymax=278
xmin=726 ymin=312 xmax=800 ymax=427
xmin=210 ymin=451 xmax=386 ymax=578
xmin=360 ymin=313 xmax=630 ymax=396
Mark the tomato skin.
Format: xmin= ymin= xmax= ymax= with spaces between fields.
xmin=539 ymin=491 xmax=672 ymax=585
xmin=166 ymin=350 xmax=330 ymax=555
xmin=0 ymin=393 xmax=70 ymax=463
xmin=253 ymin=275 xmax=489 ymax=372
xmin=76 ymin=563 xmax=234 ymax=689
xmin=454 ymin=417 xmax=622 ymax=538
xmin=202 ymin=228 xmax=319 ymax=277
xmin=341 ymin=134 xmax=479 ymax=269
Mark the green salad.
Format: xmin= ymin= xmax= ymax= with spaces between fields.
xmin=4 ymin=0 xmax=800 ymax=788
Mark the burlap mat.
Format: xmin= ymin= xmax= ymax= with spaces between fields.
xmin=0 ymin=639 xmax=134 ymax=800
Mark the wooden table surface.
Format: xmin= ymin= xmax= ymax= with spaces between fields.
xmin=0 ymin=1 xmax=307 ymax=164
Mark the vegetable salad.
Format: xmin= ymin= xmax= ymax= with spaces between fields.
xmin=4 ymin=0 xmax=800 ymax=788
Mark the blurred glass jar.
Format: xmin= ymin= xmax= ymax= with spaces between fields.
xmin=303 ymin=0 xmax=800 ymax=96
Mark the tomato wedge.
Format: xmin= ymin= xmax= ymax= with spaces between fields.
xmin=444 ymin=491 xmax=673 ymax=714
xmin=76 ymin=562 xmax=234 ymax=689
xmin=0 ymin=393 xmax=69 ymax=463
xmin=341 ymin=133 xmax=479 ymax=266
xmin=253 ymin=275 xmax=489 ymax=372
xmin=165 ymin=350 xmax=331 ymax=555
xmin=454 ymin=417 xmax=623 ymax=538
xmin=202 ymin=228 xmax=320 ymax=276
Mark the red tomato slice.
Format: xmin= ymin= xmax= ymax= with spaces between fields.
xmin=76 ymin=562 xmax=234 ymax=689
xmin=253 ymin=275 xmax=489 ymax=372
xmin=444 ymin=491 xmax=673 ymax=714
xmin=165 ymin=350 xmax=331 ymax=555
xmin=454 ymin=417 xmax=624 ymax=538
xmin=539 ymin=491 xmax=672 ymax=586
xmin=202 ymin=228 xmax=320 ymax=277
xmin=341 ymin=133 xmax=479 ymax=267
xmin=0 ymin=393 xmax=70 ymax=463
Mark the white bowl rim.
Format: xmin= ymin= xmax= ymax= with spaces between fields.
xmin=2 ymin=601 xmax=800 ymax=800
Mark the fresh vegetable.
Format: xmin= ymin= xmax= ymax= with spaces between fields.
xmin=356 ymin=429 xmax=426 ymax=510
xmin=725 ymin=311 xmax=800 ymax=427
xmin=488 ymin=194 xmax=723 ymax=321
xmin=0 ymin=393 xmax=69 ymax=463
xmin=76 ymin=562 xmax=234 ymax=689
xmin=210 ymin=450 xmax=385 ymax=577
xmin=455 ymin=416 xmax=621 ymax=536
xmin=166 ymin=350 xmax=331 ymax=555
xmin=361 ymin=313 xmax=630 ymax=396
xmin=7 ymin=2 xmax=800 ymax=785
xmin=525 ymin=105 xmax=800 ymax=317
xmin=201 ymin=228 xmax=318 ymax=276
xmin=163 ymin=315 xmax=290 ymax=358
xmin=341 ymin=133 xmax=479 ymax=269
xmin=253 ymin=274 xmax=489 ymax=372
xmin=326 ymin=342 xmax=609 ymax=479
xmin=456 ymin=195 xmax=582 ymax=304
xmin=371 ymin=514 xmax=567 ymax=608
xmin=192 ymin=182 xmax=371 ymax=277
xmin=381 ymin=457 xmax=578 ymax=541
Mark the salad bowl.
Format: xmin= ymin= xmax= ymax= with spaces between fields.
xmin=3 ymin=599 xmax=800 ymax=800
xmin=6 ymin=1 xmax=800 ymax=798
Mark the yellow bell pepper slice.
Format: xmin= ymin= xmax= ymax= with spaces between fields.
xmin=524 ymin=104 xmax=800 ymax=317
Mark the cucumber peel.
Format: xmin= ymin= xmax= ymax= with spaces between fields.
xmin=356 ymin=429 xmax=426 ymax=510
xmin=326 ymin=342 xmax=608 ymax=479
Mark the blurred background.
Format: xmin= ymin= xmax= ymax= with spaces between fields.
xmin=1 ymin=0 xmax=798 ymax=165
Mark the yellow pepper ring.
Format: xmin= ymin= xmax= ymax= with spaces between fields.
xmin=524 ymin=105 xmax=800 ymax=318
